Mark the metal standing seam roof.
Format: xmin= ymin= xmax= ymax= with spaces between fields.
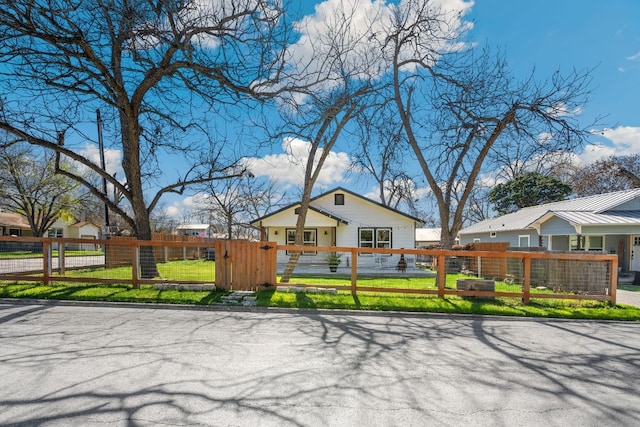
xmin=548 ymin=210 xmax=640 ymax=225
xmin=459 ymin=188 xmax=640 ymax=235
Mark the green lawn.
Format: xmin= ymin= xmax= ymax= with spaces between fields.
xmin=56 ymin=259 xmax=215 ymax=282
xmin=259 ymin=289 xmax=640 ymax=320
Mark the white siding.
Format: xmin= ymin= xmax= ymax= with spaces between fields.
xmin=312 ymin=192 xmax=416 ymax=249
xmin=258 ymin=208 xmax=338 ymax=228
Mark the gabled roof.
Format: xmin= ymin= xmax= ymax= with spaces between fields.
xmin=251 ymin=186 xmax=424 ymax=225
xmin=250 ymin=199 xmax=350 ymax=225
xmin=459 ymin=188 xmax=640 ymax=235
xmin=307 ymin=205 xmax=349 ymax=224
xmin=0 ymin=212 xmax=31 ymax=229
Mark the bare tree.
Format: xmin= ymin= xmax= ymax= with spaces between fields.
xmin=352 ymin=103 xmax=422 ymax=211
xmin=196 ymin=174 xmax=283 ymax=240
xmin=264 ymin=3 xmax=386 ymax=281
xmin=0 ymin=0 xmax=288 ymax=277
xmin=572 ymin=154 xmax=640 ymax=196
xmin=385 ymin=0 xmax=594 ymax=247
xmin=0 ymin=142 xmax=81 ymax=236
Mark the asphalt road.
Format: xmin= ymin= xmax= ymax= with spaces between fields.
xmin=1 ymin=302 xmax=640 ymax=426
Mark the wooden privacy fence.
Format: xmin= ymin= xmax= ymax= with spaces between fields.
xmin=214 ymin=239 xmax=277 ymax=290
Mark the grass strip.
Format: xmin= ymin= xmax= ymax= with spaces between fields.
xmin=2 ymin=282 xmax=640 ymax=321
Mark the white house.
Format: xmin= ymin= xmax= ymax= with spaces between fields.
xmin=48 ymin=218 xmax=101 ymax=250
xmin=0 ymin=212 xmax=100 ymax=242
xmin=251 ymin=187 xmax=424 ymax=265
xmin=176 ymin=224 xmax=215 ymax=238
xmin=458 ymin=188 xmax=640 ymax=273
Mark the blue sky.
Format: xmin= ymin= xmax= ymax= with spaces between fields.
xmin=470 ymin=0 xmax=640 ymax=128
xmin=162 ymin=0 xmax=640 ymax=220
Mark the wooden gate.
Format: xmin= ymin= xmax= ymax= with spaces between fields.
xmin=214 ymin=240 xmax=277 ymax=291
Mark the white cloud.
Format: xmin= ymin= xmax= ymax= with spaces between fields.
xmin=77 ymin=143 xmax=122 ymax=177
xmin=627 ymin=51 xmax=640 ymax=61
xmin=165 ymin=204 xmax=182 ymax=219
xmin=575 ymin=126 xmax=640 ymax=165
xmin=270 ymin=0 xmax=473 ymax=96
xmin=545 ymin=102 xmax=583 ymax=118
xmin=165 ymin=193 xmax=208 ymax=221
xmin=243 ymin=137 xmax=352 ymax=188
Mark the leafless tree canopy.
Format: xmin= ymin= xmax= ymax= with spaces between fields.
xmin=195 ymin=175 xmax=283 ymax=240
xmin=0 ymin=0 xmax=287 ymax=235
xmin=572 ymin=154 xmax=640 ymax=196
xmin=0 ymin=0 xmax=291 ymax=276
xmin=0 ymin=0 xmax=598 ymax=256
xmin=384 ymin=0 xmax=594 ymax=246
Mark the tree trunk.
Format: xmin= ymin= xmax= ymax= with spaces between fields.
xmin=121 ymin=116 xmax=159 ymax=280
xmin=279 ymin=184 xmax=314 ymax=283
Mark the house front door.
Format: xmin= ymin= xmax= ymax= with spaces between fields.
xmin=632 ymin=236 xmax=640 ymax=271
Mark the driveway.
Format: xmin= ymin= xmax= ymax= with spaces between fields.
xmin=617 ymin=289 xmax=640 ymax=307
xmin=1 ymin=302 xmax=640 ymax=426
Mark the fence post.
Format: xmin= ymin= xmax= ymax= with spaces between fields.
xmin=43 ymin=241 xmax=51 ymax=286
xmin=437 ymin=254 xmax=446 ymax=298
xmin=58 ymin=243 xmax=65 ymax=275
xmin=610 ymin=257 xmax=618 ymax=305
xmin=131 ymin=244 xmax=140 ymax=289
xmin=522 ymin=256 xmax=531 ymax=304
xmin=351 ymin=248 xmax=358 ymax=297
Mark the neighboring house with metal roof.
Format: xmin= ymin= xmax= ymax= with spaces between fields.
xmin=251 ymin=187 xmax=424 ymax=265
xmin=458 ymin=188 xmax=640 ymax=272
xmin=415 ymin=227 xmax=442 ymax=247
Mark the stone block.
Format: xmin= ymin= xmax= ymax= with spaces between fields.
xmin=456 ymin=279 xmax=495 ymax=292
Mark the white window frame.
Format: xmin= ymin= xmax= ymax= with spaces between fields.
xmin=286 ymin=229 xmax=317 ymax=255
xmin=570 ymin=235 xmax=586 ymax=251
xmin=48 ymin=228 xmax=64 ymax=238
xmin=359 ymin=227 xmax=392 ymax=255
xmin=376 ymin=228 xmax=391 ymax=249
xmin=518 ymin=235 xmax=530 ymax=247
